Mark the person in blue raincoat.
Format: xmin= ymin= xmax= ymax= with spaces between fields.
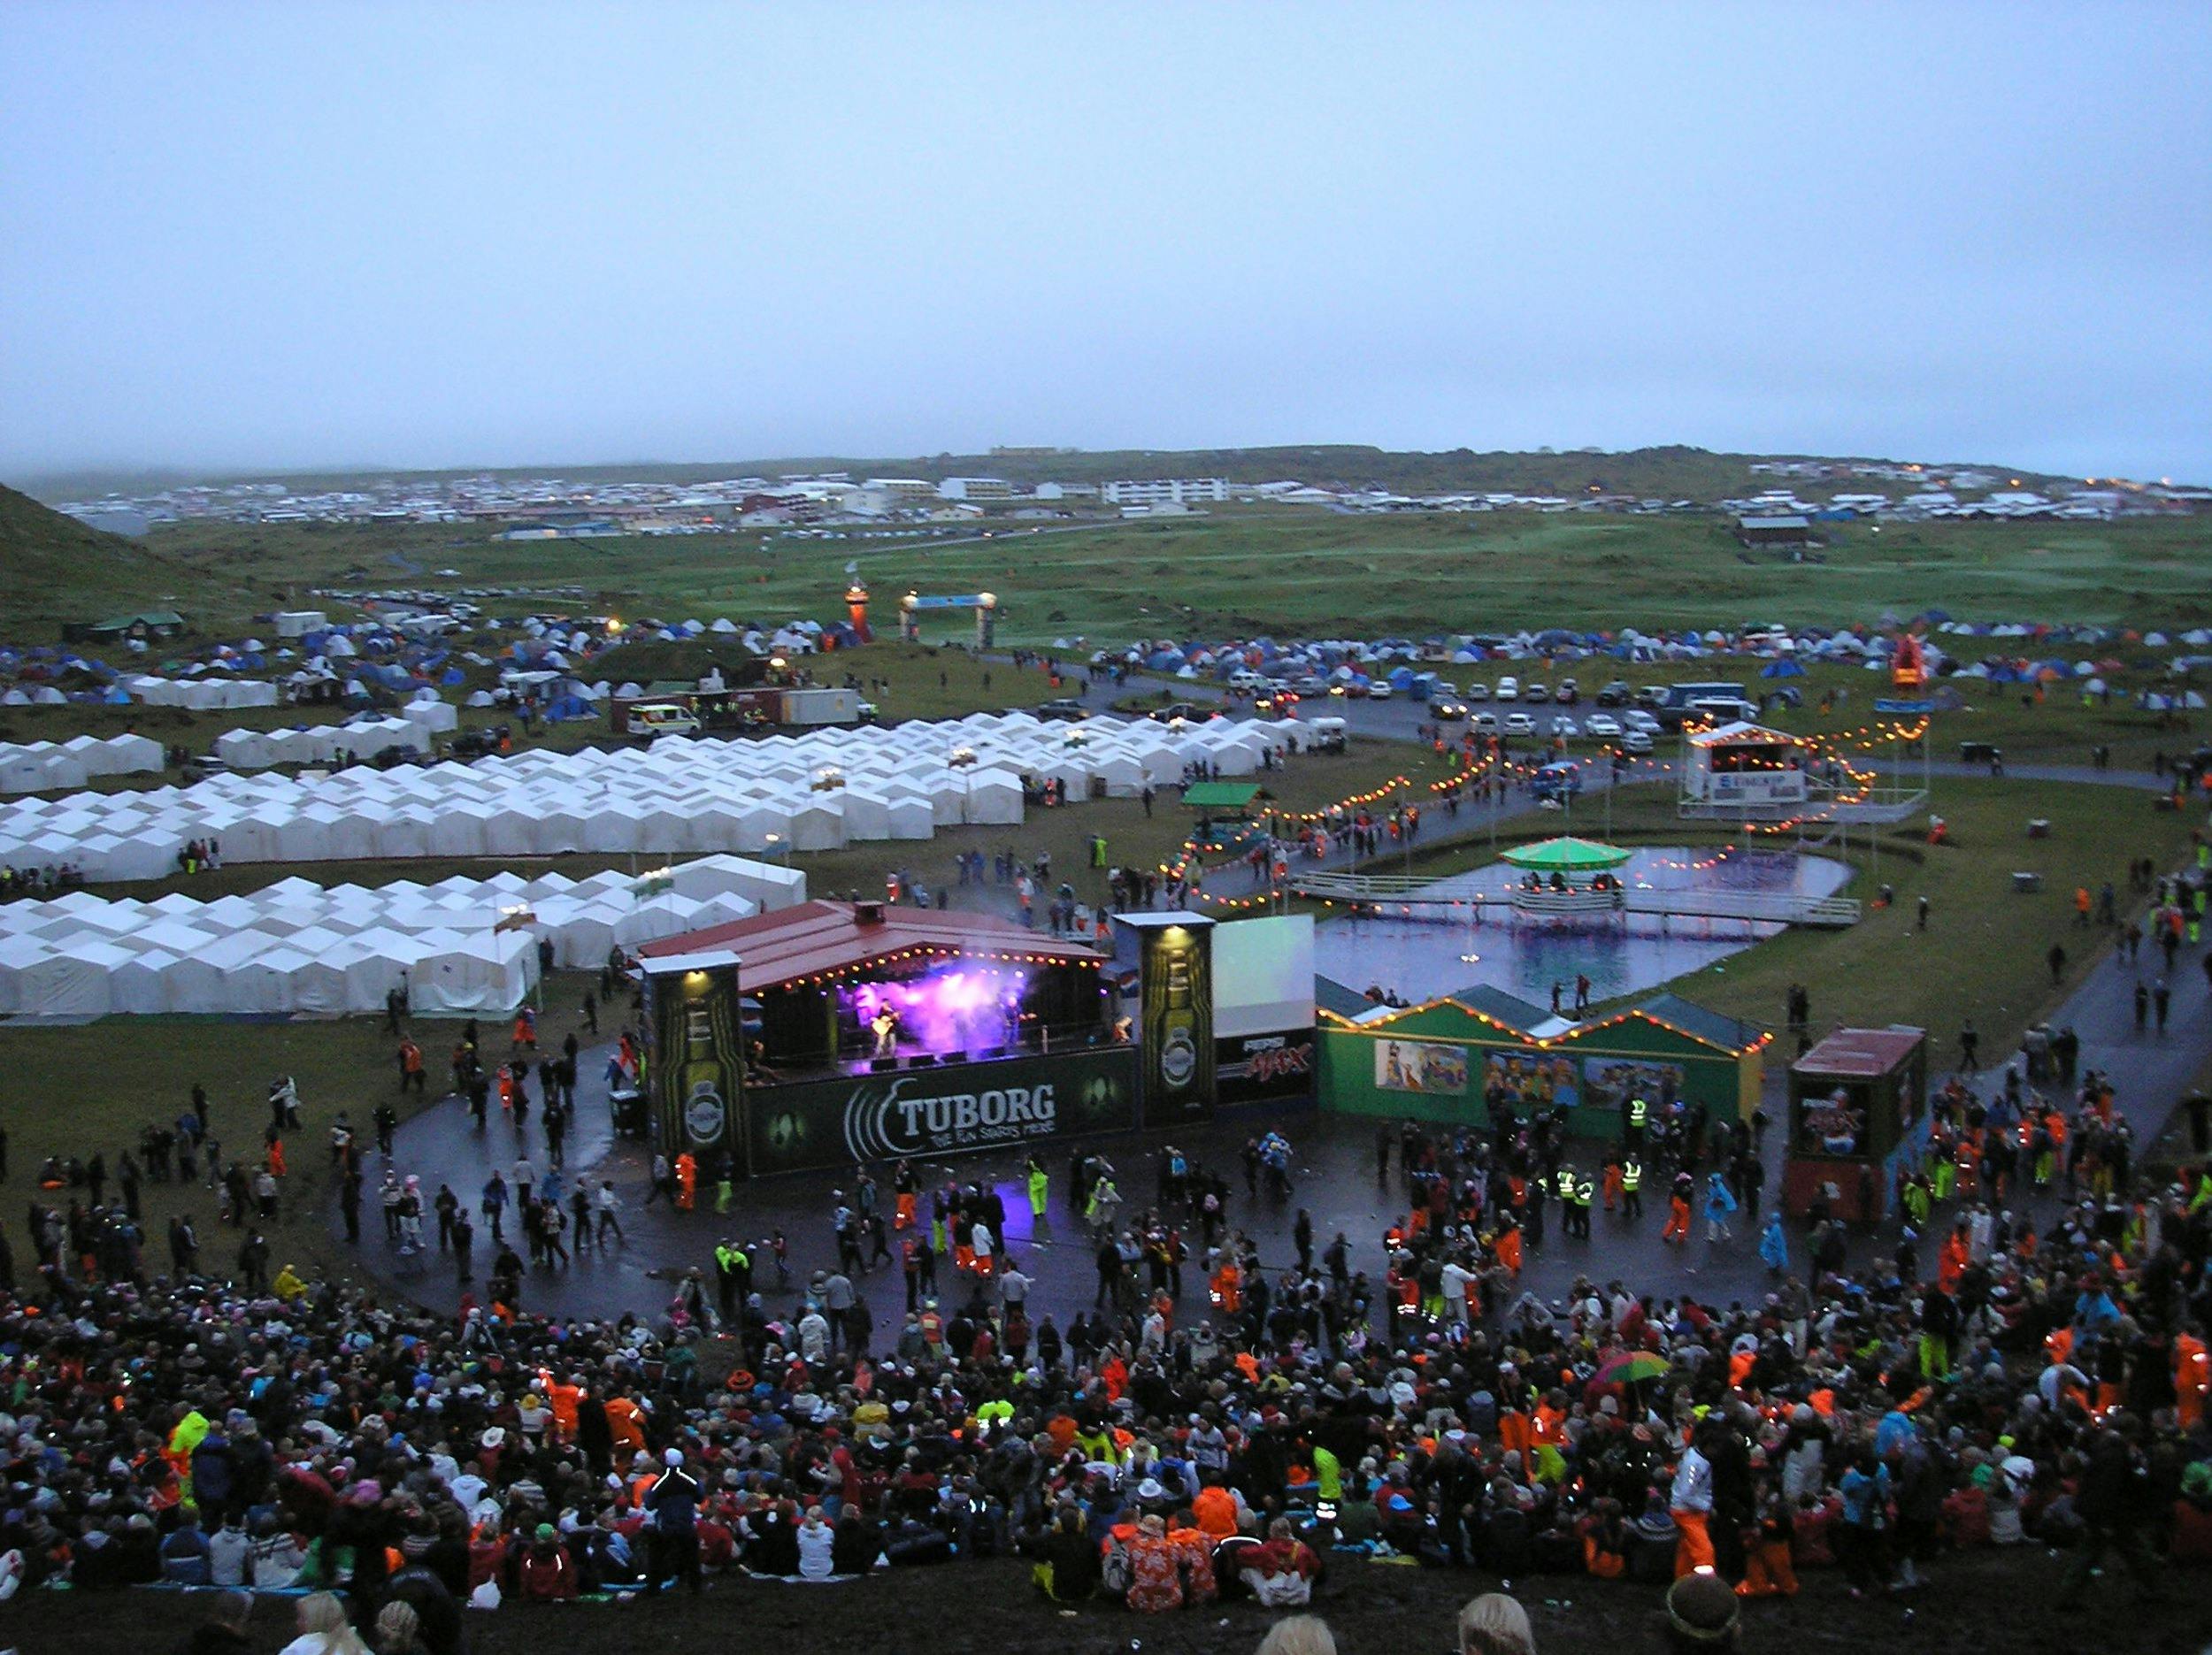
xmin=1759 ymin=1210 xmax=1788 ymax=1276
xmin=1702 ymin=1170 xmax=1738 ymax=1243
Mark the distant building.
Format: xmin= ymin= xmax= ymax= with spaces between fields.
xmin=1101 ymin=478 xmax=1227 ymax=508
xmin=64 ymin=609 xmax=188 ymax=644
xmin=938 ymin=477 xmax=1013 ymax=501
xmin=862 ymin=478 xmax=938 ymax=501
xmin=1733 ymin=513 xmax=1813 ymax=552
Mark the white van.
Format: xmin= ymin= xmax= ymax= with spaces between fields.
xmin=1227 ymin=670 xmax=1271 ymax=693
xmin=629 ymin=702 xmax=702 ymax=739
xmin=1494 ymin=676 xmax=1520 ymax=701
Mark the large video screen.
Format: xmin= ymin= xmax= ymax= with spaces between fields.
xmin=1213 ymin=913 xmax=1315 ymax=1038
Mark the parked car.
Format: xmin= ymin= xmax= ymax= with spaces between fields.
xmin=1464 ymin=683 xmax=1491 ymax=702
xmin=1037 ymin=698 xmax=1090 ymax=721
xmin=1366 ymin=681 xmax=1394 ymax=701
xmin=1550 ymin=716 xmax=1579 ymax=738
xmin=1494 ymin=676 xmax=1520 ymax=701
xmin=1522 ymin=680 xmax=1548 ymax=702
xmin=1293 ymin=675 xmax=1329 ymax=695
xmin=1530 ymin=760 xmax=1582 ymax=801
xmin=1596 ymin=679 xmax=1632 ymax=708
xmin=1622 ymin=709 xmax=1661 ymax=732
xmin=1621 ymin=728 xmax=1655 ymax=755
xmin=1502 ymin=711 xmax=1535 ymax=736
xmin=1585 ymin=713 xmax=1623 ymax=738
xmin=1472 ymin=710 xmax=1500 ymax=732
xmin=1555 ymin=678 xmax=1578 ymax=704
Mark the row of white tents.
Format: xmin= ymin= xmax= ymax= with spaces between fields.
xmin=212 ymin=700 xmax=458 ymax=770
xmin=124 ymin=675 xmax=281 ymax=710
xmin=0 ymin=734 xmax=165 ymax=795
xmin=0 ymin=854 xmax=806 ymax=1019
xmin=0 ymin=712 xmax=1308 ymax=882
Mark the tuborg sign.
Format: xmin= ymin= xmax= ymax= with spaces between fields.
xmin=747 ymin=1046 xmax=1141 ymax=1176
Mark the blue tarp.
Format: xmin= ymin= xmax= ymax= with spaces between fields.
xmin=544 ymin=694 xmax=595 ymax=722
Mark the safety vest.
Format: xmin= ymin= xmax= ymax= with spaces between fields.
xmin=1555 ymin=1169 xmax=1576 ymax=1199
xmin=1628 ymin=1098 xmax=1647 ymax=1127
xmin=1575 ymin=1179 xmax=1594 ymax=1207
xmin=1621 ymin=1161 xmax=1642 ymax=1191
xmin=715 ymin=1244 xmax=747 ymax=1276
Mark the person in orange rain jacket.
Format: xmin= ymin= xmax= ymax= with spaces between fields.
xmin=2174 ymin=1329 xmax=2208 ymax=1430
xmin=266 ymin=1137 xmax=287 ymax=1178
xmin=1663 ymin=1190 xmax=1692 ymax=1245
xmin=1194 ymin=1483 xmax=1240 ymax=1539
xmin=675 ymin=1152 xmax=697 ymax=1210
xmin=542 ymin=1372 xmax=581 ymax=1443
xmin=1210 ymin=1259 xmax=1243 ymax=1315
xmin=1495 ymin=1223 xmax=1524 ymax=1276
xmin=1497 ymin=1401 xmax=1535 ymax=1470
xmin=1953 ymin=1135 xmax=1980 ymax=1199
xmin=1937 ymin=1225 xmax=1970 ymax=1291
xmin=604 ymin=1393 xmax=647 ymax=1459
xmin=1602 ymin=1156 xmax=1624 ymax=1212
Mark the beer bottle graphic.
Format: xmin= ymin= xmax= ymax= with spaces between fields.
xmin=680 ymin=998 xmax=729 ymax=1149
xmin=1158 ymin=946 xmax=1198 ymax=1092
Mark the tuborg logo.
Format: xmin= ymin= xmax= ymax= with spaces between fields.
xmin=842 ymin=1075 xmax=1059 ymax=1161
xmin=684 ymin=1083 xmax=726 ymax=1145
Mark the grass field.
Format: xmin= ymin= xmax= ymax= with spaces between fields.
xmin=106 ymin=506 xmax=2212 ymax=648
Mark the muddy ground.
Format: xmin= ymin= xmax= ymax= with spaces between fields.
xmin=9 ymin=1547 xmax=2204 ymax=1655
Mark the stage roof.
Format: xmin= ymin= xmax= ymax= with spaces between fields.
xmin=1793 ymin=1025 xmax=1924 ymax=1079
xmin=635 ymin=900 xmax=1104 ymax=992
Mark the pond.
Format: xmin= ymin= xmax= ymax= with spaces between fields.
xmin=1316 ymin=844 xmax=1851 ymax=1010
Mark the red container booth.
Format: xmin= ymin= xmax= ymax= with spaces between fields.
xmin=1783 ymin=1025 xmax=1928 ymax=1222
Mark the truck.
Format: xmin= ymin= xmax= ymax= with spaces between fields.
xmin=1653 ymin=680 xmax=1749 ymax=731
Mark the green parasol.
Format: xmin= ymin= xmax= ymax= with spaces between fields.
xmin=1498 ymin=835 xmax=1632 ymax=873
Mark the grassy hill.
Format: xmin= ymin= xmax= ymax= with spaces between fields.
xmin=0 ymin=482 xmax=272 ymax=640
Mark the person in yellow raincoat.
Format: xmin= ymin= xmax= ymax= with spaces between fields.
xmin=273 ymin=1263 xmax=309 ymax=1301
xmin=165 ymin=1408 xmax=211 ymax=1504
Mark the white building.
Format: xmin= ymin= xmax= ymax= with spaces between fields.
xmin=1100 ymin=478 xmax=1227 ymax=508
xmin=861 ymin=478 xmax=938 ymax=501
xmin=938 ymin=477 xmax=1013 ymax=501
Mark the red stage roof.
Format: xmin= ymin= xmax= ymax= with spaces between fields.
xmin=1792 ymin=1026 xmax=1924 ymax=1079
xmin=635 ymin=900 xmax=1103 ymax=992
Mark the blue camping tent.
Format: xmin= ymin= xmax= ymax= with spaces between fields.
xmin=1759 ymin=659 xmax=1805 ymax=678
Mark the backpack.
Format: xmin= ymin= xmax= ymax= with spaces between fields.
xmin=1100 ymin=1530 xmax=1135 ymax=1596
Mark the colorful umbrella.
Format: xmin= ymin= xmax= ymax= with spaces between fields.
xmin=1592 ymin=1349 xmax=1670 ymax=1387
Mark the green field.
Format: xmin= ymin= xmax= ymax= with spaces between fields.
xmin=72 ymin=507 xmax=2212 ymax=650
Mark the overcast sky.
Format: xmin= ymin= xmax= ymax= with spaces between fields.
xmin=4 ymin=2 xmax=2208 ymax=482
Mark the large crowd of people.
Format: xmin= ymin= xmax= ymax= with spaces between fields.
xmin=1 ymin=1038 xmax=2207 ymax=1655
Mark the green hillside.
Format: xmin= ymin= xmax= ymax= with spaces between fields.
xmin=0 ymin=483 xmax=257 ymax=641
